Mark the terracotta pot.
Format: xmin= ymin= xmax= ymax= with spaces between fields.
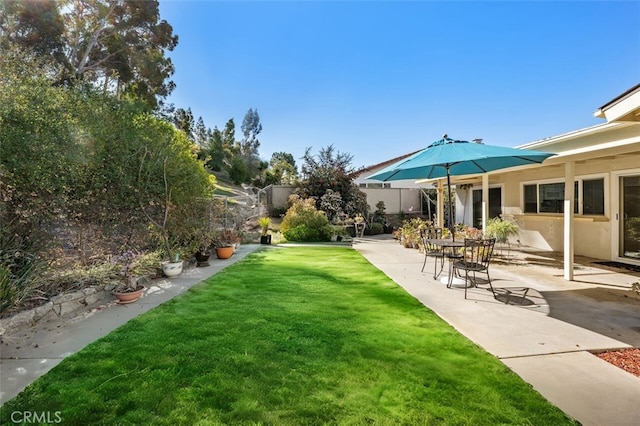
xmin=113 ymin=285 xmax=145 ymax=304
xmin=215 ymin=246 xmax=234 ymax=259
xmin=162 ymin=260 xmax=183 ymax=277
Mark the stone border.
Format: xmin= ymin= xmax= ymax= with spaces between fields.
xmin=0 ymin=286 xmax=112 ymax=335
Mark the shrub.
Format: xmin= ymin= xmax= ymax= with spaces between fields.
xmin=281 ymin=195 xmax=333 ymax=242
xmin=270 ymin=207 xmax=287 ymax=217
xmin=0 ymin=230 xmax=45 ymax=315
xmin=319 ymin=189 xmax=344 ymax=222
xmin=284 ymin=225 xmax=332 ymax=242
xmin=373 ymin=201 xmax=387 ymax=224
xmin=368 ymin=222 xmax=384 ymax=235
xmin=398 ymin=217 xmax=431 ymax=248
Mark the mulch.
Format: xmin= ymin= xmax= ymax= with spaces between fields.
xmin=595 ymin=348 xmax=640 ymax=377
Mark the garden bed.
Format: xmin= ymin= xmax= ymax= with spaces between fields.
xmin=595 ymin=348 xmax=640 ymax=377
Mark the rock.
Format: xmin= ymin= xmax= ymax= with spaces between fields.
xmin=33 ymin=302 xmax=54 ymax=322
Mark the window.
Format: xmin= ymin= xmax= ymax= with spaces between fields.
xmin=360 ymin=183 xmax=391 ymax=188
xmin=583 ymin=179 xmax=605 ymax=215
xmin=523 ymin=177 xmax=605 ymax=215
xmin=524 ymin=185 xmax=537 ymax=213
xmin=539 ymin=183 xmax=565 ymax=213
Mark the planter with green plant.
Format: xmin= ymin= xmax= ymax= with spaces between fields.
xmin=485 ymin=217 xmax=519 ymax=257
xmin=258 ymin=216 xmax=272 ymax=245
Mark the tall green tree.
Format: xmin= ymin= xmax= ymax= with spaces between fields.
xmin=205 ymin=126 xmax=225 ymax=171
xmin=221 ymin=118 xmax=237 ymax=156
xmin=241 ymin=108 xmax=262 ymax=157
xmin=0 ymin=0 xmax=65 ymax=58
xmin=173 ymin=107 xmax=194 ymax=140
xmin=194 ymin=116 xmax=207 ymax=147
xmin=263 ymin=151 xmax=298 ymax=185
xmin=0 ymin=0 xmax=178 ymax=108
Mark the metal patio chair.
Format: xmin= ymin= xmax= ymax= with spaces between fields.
xmin=420 ymin=227 xmax=444 ymax=278
xmin=449 ymin=238 xmax=497 ymax=299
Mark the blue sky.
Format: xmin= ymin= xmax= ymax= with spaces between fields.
xmin=158 ymin=1 xmax=640 ymax=169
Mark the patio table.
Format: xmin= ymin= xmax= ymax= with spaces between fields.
xmin=425 ymin=239 xmax=466 ymax=285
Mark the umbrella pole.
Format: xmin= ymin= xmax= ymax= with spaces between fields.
xmin=446 ymin=166 xmax=455 ymax=242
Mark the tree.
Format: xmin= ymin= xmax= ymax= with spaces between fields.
xmin=0 ymin=0 xmax=178 ymax=109
xmin=221 ymin=118 xmax=237 ymax=156
xmin=227 ymin=156 xmax=249 ymax=185
xmin=241 ymin=108 xmax=262 ymax=157
xmin=204 ymin=126 xmax=225 ymax=171
xmin=271 ymin=152 xmax=296 ymax=170
xmin=0 ymin=44 xmax=215 ymax=312
xmin=194 ymin=116 xmax=207 ymax=147
xmin=0 ymin=0 xmax=65 ymax=59
xmin=263 ymin=151 xmax=298 ymax=185
xmin=173 ymin=107 xmax=194 ymax=140
xmin=220 ymin=117 xmax=255 ymax=184
xmin=297 ymin=145 xmax=368 ymax=220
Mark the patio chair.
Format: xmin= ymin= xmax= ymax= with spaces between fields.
xmin=449 ymin=238 xmax=496 ymax=299
xmin=420 ymin=227 xmax=444 ymax=278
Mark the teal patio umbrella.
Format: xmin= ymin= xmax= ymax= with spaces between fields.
xmin=366 ymin=135 xmax=554 ymax=240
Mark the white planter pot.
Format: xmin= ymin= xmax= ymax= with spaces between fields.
xmin=162 ymin=260 xmax=183 ymax=277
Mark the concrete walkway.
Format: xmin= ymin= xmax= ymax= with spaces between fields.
xmin=2 ymin=238 xmax=640 ymax=425
xmin=352 ymin=235 xmax=640 ymax=426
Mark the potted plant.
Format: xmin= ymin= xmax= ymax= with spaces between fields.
xmin=258 ymin=216 xmax=272 ymax=245
xmin=112 ymin=251 xmax=146 ymax=304
xmin=485 ymin=217 xmax=519 ymax=257
xmin=192 ymin=229 xmax=215 ymax=266
xmin=213 ymin=230 xmax=235 ymax=259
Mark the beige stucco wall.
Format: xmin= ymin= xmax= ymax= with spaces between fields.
xmin=266 ymin=185 xmax=423 ymax=216
xmin=269 ymin=185 xmax=295 ymax=210
xmin=361 ymin=188 xmax=422 ymax=214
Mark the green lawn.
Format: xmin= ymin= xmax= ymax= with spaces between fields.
xmin=1 ymin=247 xmax=576 ymax=425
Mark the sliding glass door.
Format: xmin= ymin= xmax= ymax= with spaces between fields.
xmin=472 ymin=188 xmax=502 ymax=229
xmin=621 ymin=176 xmax=640 ymax=259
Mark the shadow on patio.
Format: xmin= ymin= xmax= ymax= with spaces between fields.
xmin=485 ymin=248 xmax=640 ymax=348
xmin=541 ymin=286 xmax=640 ymax=347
